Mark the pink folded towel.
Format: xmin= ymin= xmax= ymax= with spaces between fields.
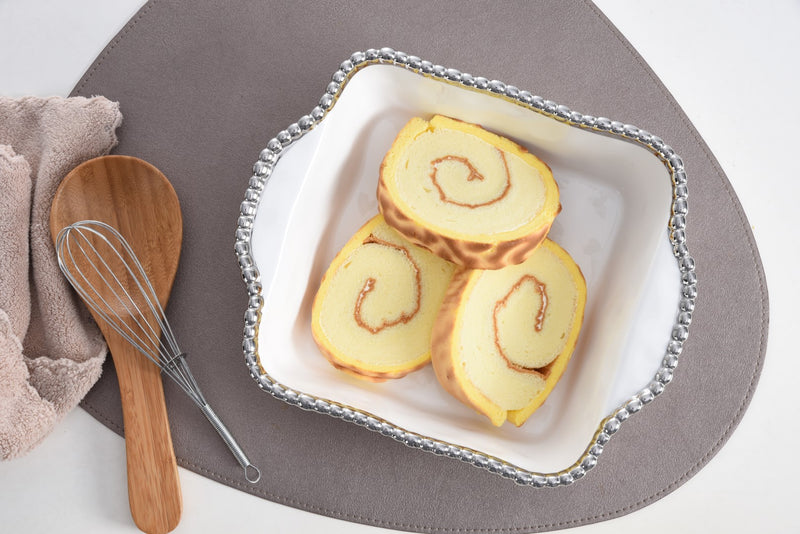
xmin=0 ymin=96 xmax=122 ymax=459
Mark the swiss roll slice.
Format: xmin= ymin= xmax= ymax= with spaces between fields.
xmin=431 ymin=238 xmax=586 ymax=426
xmin=378 ymin=115 xmax=560 ymax=270
xmin=312 ymin=214 xmax=456 ymax=381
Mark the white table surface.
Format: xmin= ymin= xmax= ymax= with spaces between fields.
xmin=1 ymin=1 xmax=797 ymax=532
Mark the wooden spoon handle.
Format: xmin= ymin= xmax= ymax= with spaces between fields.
xmin=109 ymin=334 xmax=182 ymax=534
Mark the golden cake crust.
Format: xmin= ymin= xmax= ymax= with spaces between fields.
xmin=378 ymin=115 xmax=560 ymax=270
xmin=315 ymin=345 xmax=428 ymax=382
xmin=430 ymin=269 xmax=502 ymax=421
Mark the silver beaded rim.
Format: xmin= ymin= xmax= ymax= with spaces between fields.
xmin=235 ymin=48 xmax=694 ymax=487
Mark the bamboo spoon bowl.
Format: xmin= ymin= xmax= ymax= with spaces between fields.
xmin=50 ymin=155 xmax=183 ymax=534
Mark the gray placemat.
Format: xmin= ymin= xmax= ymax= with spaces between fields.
xmin=70 ymin=1 xmax=768 ymax=532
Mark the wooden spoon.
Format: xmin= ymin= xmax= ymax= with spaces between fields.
xmin=50 ymin=155 xmax=183 ymax=534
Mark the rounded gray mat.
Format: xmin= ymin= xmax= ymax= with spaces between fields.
xmin=70 ymin=0 xmax=768 ymax=531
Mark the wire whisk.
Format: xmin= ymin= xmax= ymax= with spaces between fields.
xmin=56 ymin=220 xmax=261 ymax=483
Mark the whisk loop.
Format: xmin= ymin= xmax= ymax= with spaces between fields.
xmin=56 ymin=220 xmax=260 ymax=483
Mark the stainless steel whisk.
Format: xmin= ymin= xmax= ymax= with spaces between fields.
xmin=56 ymin=219 xmax=261 ymax=483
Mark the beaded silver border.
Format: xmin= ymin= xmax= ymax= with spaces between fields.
xmin=235 ymin=48 xmax=694 ymax=487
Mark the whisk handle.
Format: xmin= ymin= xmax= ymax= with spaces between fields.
xmin=199 ymin=403 xmax=261 ymax=483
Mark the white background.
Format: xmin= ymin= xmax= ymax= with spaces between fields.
xmin=1 ymin=1 xmax=797 ymax=532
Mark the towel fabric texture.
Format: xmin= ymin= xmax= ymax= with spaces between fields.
xmin=0 ymin=96 xmax=122 ymax=459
